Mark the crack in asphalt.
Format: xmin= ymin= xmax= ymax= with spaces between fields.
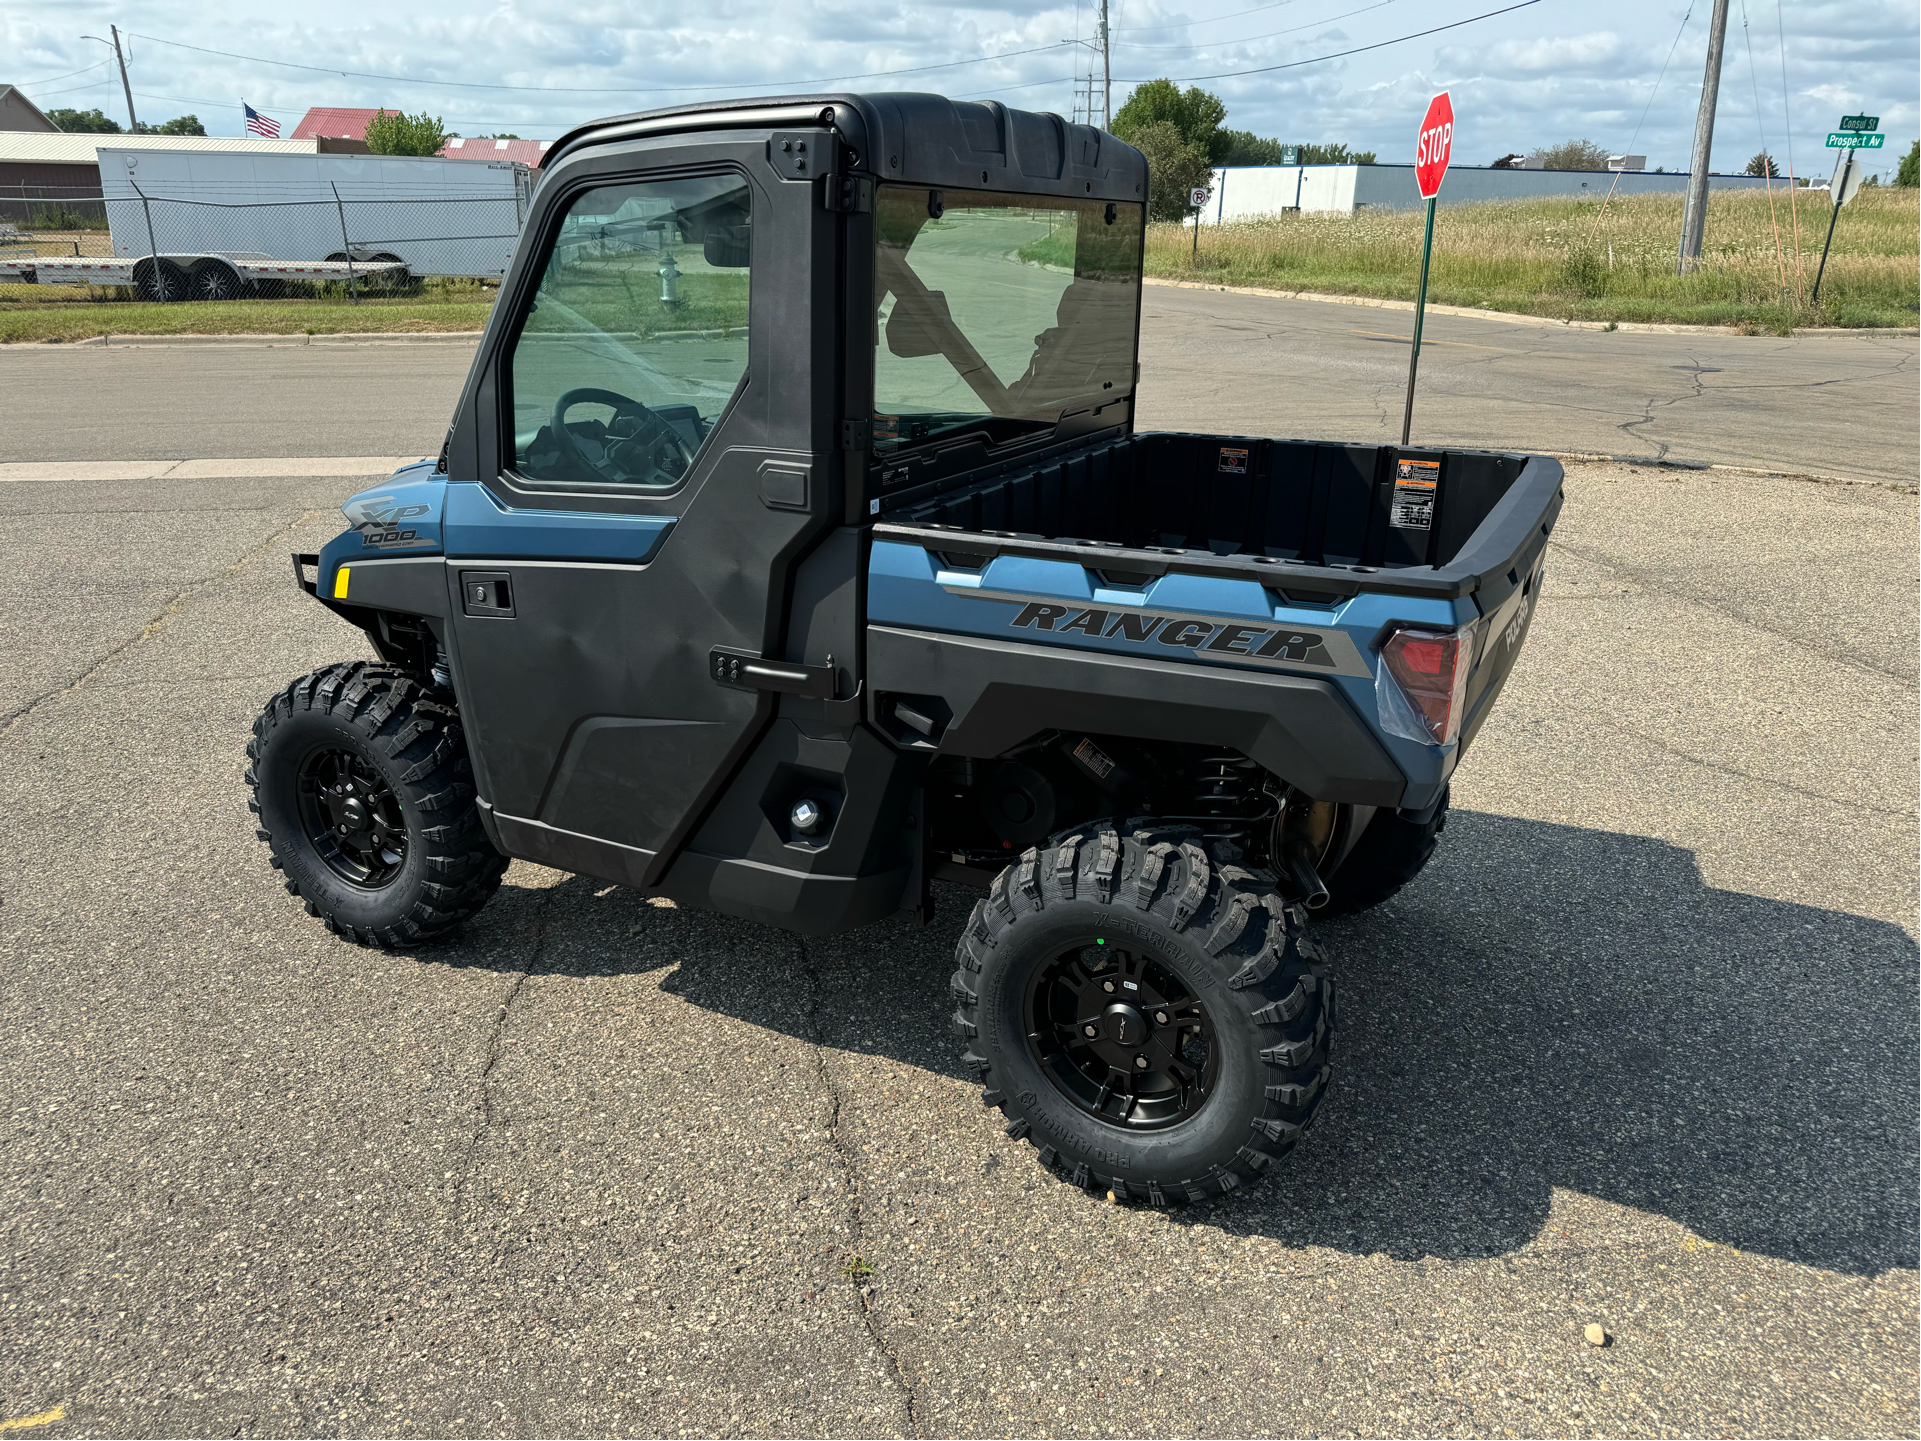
xmin=1571 ymin=708 xmax=1915 ymax=818
xmin=1547 ymin=537 xmax=1918 ymax=691
xmin=797 ymin=935 xmax=923 ymax=1438
xmin=454 ymin=886 xmax=554 ymax=1202
xmin=0 ymin=505 xmax=327 ymax=738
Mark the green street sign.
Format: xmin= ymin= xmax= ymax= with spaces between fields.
xmin=1838 ymin=114 xmax=1879 ymax=132
xmin=1827 ymin=131 xmax=1885 ymax=149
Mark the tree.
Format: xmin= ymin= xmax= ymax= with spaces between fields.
xmin=1112 ymin=79 xmax=1230 ymax=164
xmin=153 ymin=115 xmax=207 ymax=136
xmin=478 ymin=132 xmax=521 ymax=140
xmin=1527 ymin=138 xmax=1609 ymax=171
xmin=46 ymin=107 xmax=121 ymax=134
xmin=1744 ymin=150 xmax=1779 ymax=177
xmin=364 ymin=109 xmax=454 ymax=157
xmin=1490 ymin=152 xmax=1526 ymax=168
xmin=1132 ymin=121 xmax=1215 ymax=222
xmin=1298 ymin=141 xmax=1376 ymax=165
xmin=1219 ymin=129 xmax=1288 ymax=166
xmin=1897 ymin=139 xmax=1920 ymax=187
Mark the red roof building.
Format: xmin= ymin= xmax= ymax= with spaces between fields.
xmin=291 ymin=107 xmax=551 ymax=165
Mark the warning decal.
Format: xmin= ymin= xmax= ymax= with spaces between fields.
xmin=1217 ymin=447 xmax=1249 ymax=475
xmin=1390 ymin=457 xmax=1439 ymax=530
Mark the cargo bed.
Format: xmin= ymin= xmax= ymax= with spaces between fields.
xmin=873 ymin=430 xmax=1564 ymax=613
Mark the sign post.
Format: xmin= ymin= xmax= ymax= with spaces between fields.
xmin=1190 ymin=185 xmax=1211 ymax=262
xmin=1812 ymin=137 xmax=1868 ymax=304
xmin=1401 ymin=91 xmax=1452 ymax=446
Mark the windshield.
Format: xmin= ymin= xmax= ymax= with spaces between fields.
xmin=872 ymin=187 xmax=1142 ymax=459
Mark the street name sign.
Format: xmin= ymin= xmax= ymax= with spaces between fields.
xmin=1827 ymin=132 xmax=1884 ymax=148
xmin=1838 ymin=114 xmax=1879 ymax=132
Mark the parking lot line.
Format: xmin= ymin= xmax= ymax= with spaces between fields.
xmin=0 ymin=456 xmax=425 ymax=483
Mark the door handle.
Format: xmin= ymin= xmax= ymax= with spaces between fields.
xmin=709 ymin=647 xmax=836 ymax=699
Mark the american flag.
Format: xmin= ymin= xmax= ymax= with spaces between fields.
xmin=243 ymin=103 xmax=280 ymax=138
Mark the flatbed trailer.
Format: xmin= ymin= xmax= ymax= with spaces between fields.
xmin=0 ymin=251 xmax=406 ymax=301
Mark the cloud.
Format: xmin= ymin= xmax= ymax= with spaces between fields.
xmin=4 ymin=0 xmax=1913 ymax=178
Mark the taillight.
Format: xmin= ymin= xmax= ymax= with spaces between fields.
xmin=1377 ymin=626 xmax=1473 ymax=746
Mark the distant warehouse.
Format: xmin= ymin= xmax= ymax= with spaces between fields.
xmin=1199 ymin=163 xmax=1803 ymax=221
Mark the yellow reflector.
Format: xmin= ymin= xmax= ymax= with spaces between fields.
xmin=333 ymin=566 xmax=350 ymax=599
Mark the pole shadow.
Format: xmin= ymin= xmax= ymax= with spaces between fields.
xmin=442 ymin=809 xmax=1918 ymax=1278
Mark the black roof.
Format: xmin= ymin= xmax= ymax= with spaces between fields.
xmin=543 ymin=92 xmax=1145 ymax=204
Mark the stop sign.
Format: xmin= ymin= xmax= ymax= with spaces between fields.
xmin=1414 ymin=91 xmax=1454 ymax=199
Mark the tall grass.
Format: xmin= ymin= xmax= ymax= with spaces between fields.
xmin=1154 ymin=188 xmax=1919 ymax=329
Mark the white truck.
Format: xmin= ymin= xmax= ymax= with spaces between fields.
xmin=0 ymin=147 xmax=535 ymax=301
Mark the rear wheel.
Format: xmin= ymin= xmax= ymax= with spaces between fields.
xmin=1319 ymin=788 xmax=1450 ymax=917
xmin=246 ymin=661 xmax=507 ymax=947
xmin=133 ymin=257 xmax=187 ymax=303
xmin=187 ymin=259 xmax=244 ymax=301
xmin=953 ymin=821 xmax=1334 ymax=1204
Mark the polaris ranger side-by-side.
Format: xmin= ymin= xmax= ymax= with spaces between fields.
xmin=249 ymin=94 xmax=1561 ymax=1203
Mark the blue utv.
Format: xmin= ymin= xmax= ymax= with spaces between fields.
xmin=249 ymin=93 xmax=1562 ymax=1203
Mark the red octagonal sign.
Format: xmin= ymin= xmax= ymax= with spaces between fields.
xmin=1414 ymin=91 xmax=1454 ymax=200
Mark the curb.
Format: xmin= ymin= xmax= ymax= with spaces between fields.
xmin=1142 ymin=277 xmax=1921 ymax=338
xmin=1552 ymin=451 xmax=1915 ymax=491
xmin=28 ymin=330 xmax=487 ymax=348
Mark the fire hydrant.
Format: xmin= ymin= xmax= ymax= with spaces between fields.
xmin=658 ymin=250 xmax=681 ymax=309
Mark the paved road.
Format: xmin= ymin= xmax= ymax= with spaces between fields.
xmin=1136 ymin=285 xmax=1919 ymax=486
xmin=0 ymin=337 xmax=1917 ymax=1438
xmin=1 ymin=297 xmax=1914 ymax=483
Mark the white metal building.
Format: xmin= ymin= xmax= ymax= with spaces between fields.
xmin=1200 ymin=164 xmax=1808 ymax=221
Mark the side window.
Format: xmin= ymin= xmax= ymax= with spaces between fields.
xmin=507 ymin=173 xmax=752 ymax=489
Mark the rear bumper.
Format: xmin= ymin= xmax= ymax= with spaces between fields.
xmin=867 ymin=624 xmax=1408 ymax=808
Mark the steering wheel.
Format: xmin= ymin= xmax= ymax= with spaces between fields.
xmin=550 ymin=387 xmax=695 ymax=486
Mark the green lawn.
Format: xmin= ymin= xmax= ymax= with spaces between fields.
xmin=1149 ymin=188 xmax=1920 ymax=331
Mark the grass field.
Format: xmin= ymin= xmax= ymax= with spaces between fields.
xmin=0 ymin=273 xmax=499 ymax=344
xmin=4 ymin=188 xmax=1915 ymax=339
xmin=1152 ymin=188 xmax=1920 ymax=330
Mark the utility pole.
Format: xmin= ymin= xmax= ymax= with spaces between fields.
xmin=81 ymin=26 xmax=139 ymax=132
xmin=1098 ymin=0 xmax=1112 ymax=131
xmin=1675 ymin=0 xmax=1730 ymax=274
xmin=110 ymin=25 xmax=138 ymax=132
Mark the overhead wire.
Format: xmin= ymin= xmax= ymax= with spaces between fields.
xmin=1117 ymin=0 xmax=1543 ymax=82
xmin=13 ymin=59 xmax=113 ymax=87
xmin=1585 ymin=0 xmax=1694 ymax=243
xmin=1115 ymin=0 xmax=1307 ymax=36
xmin=127 ymin=31 xmax=1081 ymax=94
xmin=1115 ymin=0 xmax=1404 ymax=51
xmin=1738 ymin=0 xmax=1787 ymax=291
xmin=1773 ymin=0 xmax=1803 ymax=300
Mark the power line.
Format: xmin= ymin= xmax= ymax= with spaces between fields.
xmin=24 ymin=75 xmax=124 ymax=101
xmin=127 ymin=31 xmax=1079 ymax=94
xmin=1115 ymin=0 xmax=1405 ymax=51
xmin=1115 ymin=0 xmax=1308 ymax=36
xmin=1117 ymin=0 xmax=1545 ymax=82
xmin=13 ymin=59 xmax=113 ymax=87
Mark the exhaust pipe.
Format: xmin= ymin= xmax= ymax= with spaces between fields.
xmin=1278 ymin=837 xmax=1330 ymax=910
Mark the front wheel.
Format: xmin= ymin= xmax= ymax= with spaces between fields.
xmin=952 ymin=822 xmax=1334 ymax=1204
xmin=245 ymin=662 xmax=507 ymax=947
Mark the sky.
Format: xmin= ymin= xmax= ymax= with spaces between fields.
xmin=7 ymin=0 xmax=1917 ymax=181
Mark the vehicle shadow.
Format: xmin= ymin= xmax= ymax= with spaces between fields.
xmin=462 ymin=809 xmax=1918 ymax=1278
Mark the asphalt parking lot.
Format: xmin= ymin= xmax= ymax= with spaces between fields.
xmin=0 ymin=314 xmax=1916 ymax=1438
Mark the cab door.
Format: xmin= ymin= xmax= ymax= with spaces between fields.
xmin=441 ymin=132 xmax=840 ymax=887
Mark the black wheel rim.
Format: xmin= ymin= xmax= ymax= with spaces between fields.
xmin=294 ymin=746 xmax=408 ymax=887
xmin=1023 ymin=939 xmax=1219 ymax=1130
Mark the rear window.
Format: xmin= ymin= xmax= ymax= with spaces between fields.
xmin=872 ymin=187 xmax=1142 ymax=460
